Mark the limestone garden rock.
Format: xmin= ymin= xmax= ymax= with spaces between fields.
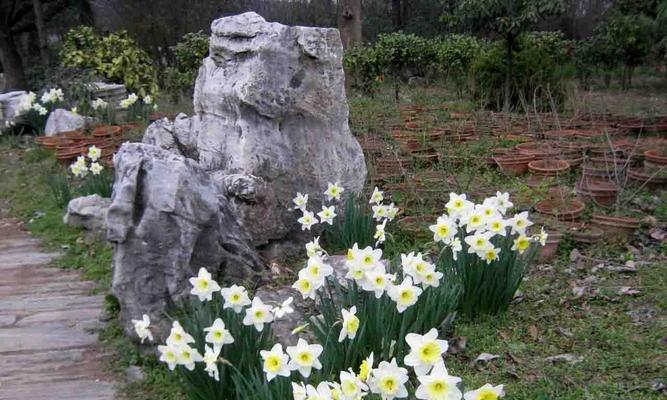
xmin=107 ymin=143 xmax=263 ymax=338
xmin=63 ymin=194 xmax=110 ymax=233
xmin=143 ymin=11 xmax=366 ymax=248
xmin=0 ymin=91 xmax=29 ymax=128
xmin=44 ymin=109 xmax=91 ymax=136
xmin=110 ymin=13 xmax=366 ymax=339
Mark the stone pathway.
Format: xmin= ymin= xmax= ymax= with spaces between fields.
xmin=0 ymin=207 xmax=117 ymax=399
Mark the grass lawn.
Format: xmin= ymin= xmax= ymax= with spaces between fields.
xmin=0 ymin=79 xmax=665 ymax=399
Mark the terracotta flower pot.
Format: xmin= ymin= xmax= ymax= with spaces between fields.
xmin=581 ymin=165 xmax=615 ymax=184
xmin=538 ymin=231 xmax=563 ymax=262
xmin=591 ymin=214 xmax=640 ymax=240
xmin=515 ymin=142 xmax=559 ymax=160
xmin=644 ymin=149 xmax=667 ymax=167
xmin=375 ymin=157 xmax=411 ymax=175
xmin=535 ymin=198 xmax=585 ymax=221
xmin=494 ymin=155 xmax=534 ymax=176
xmin=576 ymin=180 xmax=619 ymax=208
xmin=92 ymin=125 xmax=122 ymax=138
xmin=528 ymin=159 xmax=570 ymax=177
xmin=560 ymin=222 xmax=604 ymax=245
xmin=627 ymin=168 xmax=667 ymax=191
xmin=36 ymin=136 xmax=62 ymax=150
xmin=55 ymin=146 xmax=87 ymax=165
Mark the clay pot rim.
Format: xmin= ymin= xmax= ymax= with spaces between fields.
xmin=528 ymin=159 xmax=570 ymax=173
xmin=591 ymin=214 xmax=640 ymax=228
xmin=644 ymin=149 xmax=667 ymax=162
xmin=576 ymin=180 xmax=619 ymax=192
xmin=535 ymin=198 xmax=585 ymax=218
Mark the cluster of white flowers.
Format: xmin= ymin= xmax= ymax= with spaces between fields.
xmin=139 ymin=266 xmax=296 ymax=381
xmin=18 ymin=92 xmax=37 ymax=113
xmin=369 ymin=186 xmax=399 ymax=246
xmin=289 ymin=329 xmax=505 ymax=400
xmin=91 ymin=97 xmax=108 ymax=110
xmin=119 ymin=93 xmax=139 ymax=109
xmin=70 ymin=146 xmax=104 ymax=178
xmin=293 ymin=182 xmax=344 ymax=231
xmin=431 ymin=192 xmax=546 ymax=264
xmin=40 ymin=88 xmax=64 ymax=104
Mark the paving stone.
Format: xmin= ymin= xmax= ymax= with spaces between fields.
xmin=0 ymin=205 xmax=117 ymax=399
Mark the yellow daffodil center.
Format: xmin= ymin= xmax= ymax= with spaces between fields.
xmin=454 ymin=200 xmax=463 ymax=209
xmin=418 ymin=341 xmax=441 ymax=363
xmin=264 ymin=355 xmax=281 ymax=372
xmin=485 ymin=250 xmax=497 ymax=262
xmin=345 ymin=315 xmax=360 ymax=333
xmin=375 ymin=276 xmax=384 ymax=285
xmin=165 ymin=351 xmax=176 ymax=362
xmin=352 ymin=269 xmax=364 ymax=279
xmin=347 ymin=249 xmax=355 ymax=260
xmin=363 ymin=255 xmax=373 ymax=265
xmin=174 ymin=333 xmax=182 ymax=341
xmin=342 ymin=380 xmax=358 ymax=396
xmin=231 ymin=293 xmax=240 ymax=302
xmin=400 ymin=289 xmax=413 ymax=303
xmin=428 ymin=381 xmax=449 ymax=396
xmin=415 ymin=263 xmax=426 ymax=273
xmin=491 ymin=222 xmax=501 ymax=230
xmin=254 ymin=310 xmax=265 ymax=319
xmin=181 ymin=350 xmax=192 ymax=361
xmin=476 ymin=239 xmax=485 ymax=247
xmin=471 ymin=215 xmax=481 ymax=225
xmin=213 ymin=331 xmax=223 ymax=340
xmin=297 ymin=352 xmax=313 ymax=364
xmin=358 ymin=360 xmax=370 ymax=381
xmin=437 ymin=226 xmax=449 ymax=236
xmin=308 ymin=265 xmax=320 ymax=276
xmin=298 ymin=279 xmax=311 ymax=292
xmin=517 ymin=238 xmax=529 ymax=251
xmin=380 ymin=377 xmax=397 ymax=393
xmin=478 ymin=389 xmax=499 ymax=400
xmin=516 ymin=219 xmax=525 ymax=227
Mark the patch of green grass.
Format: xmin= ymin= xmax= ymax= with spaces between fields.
xmin=0 ymin=138 xmax=186 ymax=399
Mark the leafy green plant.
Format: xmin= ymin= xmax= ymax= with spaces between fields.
xmin=46 ymin=173 xmax=72 ymax=209
xmin=165 ymin=32 xmax=210 ymax=96
xmin=323 ymin=195 xmax=376 ymax=251
xmin=435 ymin=34 xmax=487 ymax=97
xmin=78 ymin=168 xmax=114 ymax=198
xmin=60 ymin=26 xmax=158 ymax=96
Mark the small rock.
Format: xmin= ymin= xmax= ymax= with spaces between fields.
xmin=125 ymin=365 xmax=145 ymax=383
xmin=569 ymin=249 xmax=581 ymax=262
xmin=545 ymin=353 xmax=583 ymax=364
xmin=618 ymin=286 xmax=641 ymax=296
xmin=474 ymin=353 xmax=499 ymax=363
xmin=44 ymin=109 xmax=93 ymax=136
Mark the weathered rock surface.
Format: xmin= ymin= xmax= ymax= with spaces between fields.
xmin=0 ymin=91 xmax=29 ymax=128
xmin=144 ymin=12 xmax=366 ymax=247
xmin=107 ymin=143 xmax=263 ymax=338
xmin=44 ymin=109 xmax=90 ymax=136
xmin=63 ymin=194 xmax=110 ymax=232
xmin=111 ymin=13 xmax=366 ymax=338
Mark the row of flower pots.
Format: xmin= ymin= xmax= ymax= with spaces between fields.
xmin=34 ymin=125 xmax=131 ymax=166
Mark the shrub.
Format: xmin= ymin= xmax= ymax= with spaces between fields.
xmin=472 ymin=31 xmax=571 ymax=111
xmin=60 ymin=26 xmax=158 ymax=96
xmin=164 ymin=31 xmax=210 ymax=96
xmin=435 ymin=34 xmax=488 ymax=96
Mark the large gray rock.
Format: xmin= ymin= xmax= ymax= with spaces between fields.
xmin=111 ymin=13 xmax=366 ymax=339
xmin=144 ymin=12 xmax=366 ymax=247
xmin=107 ymin=143 xmax=263 ymax=338
xmin=63 ymin=194 xmax=110 ymax=232
xmin=0 ymin=91 xmax=29 ymax=128
xmin=44 ymin=109 xmax=90 ymax=136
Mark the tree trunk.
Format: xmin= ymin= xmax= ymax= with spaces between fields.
xmin=0 ymin=34 xmax=27 ymax=91
xmin=338 ymin=0 xmax=362 ymax=49
xmin=392 ymin=0 xmax=402 ymax=30
xmin=32 ymin=0 xmax=49 ymax=66
xmin=503 ymin=35 xmax=515 ymax=112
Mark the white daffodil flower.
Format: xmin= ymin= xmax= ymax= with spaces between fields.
xmin=388 ymin=277 xmax=422 ymax=313
xmin=415 ymin=362 xmax=463 ymax=400
xmin=131 ymin=314 xmax=153 ymax=343
xmin=272 ymin=297 xmax=295 ymax=319
xmin=369 ymin=358 xmax=409 ymax=400
xmin=260 ymin=343 xmax=291 ymax=381
xmin=324 ymin=182 xmax=344 ymax=201
xmin=88 ymin=145 xmax=101 ymax=161
xmin=430 ymin=215 xmax=457 ymax=243
xmin=305 ymin=236 xmax=323 ymax=257
xmin=360 ymin=268 xmax=393 ymax=298
xmin=90 ymin=162 xmax=104 ymax=175
xmin=204 ymin=318 xmax=234 ymax=347
xmin=220 ymin=285 xmax=251 ymax=313
xmin=286 ymin=338 xmax=323 ymax=378
xmin=293 ymin=273 xmax=319 ymax=300
xmin=464 ymin=231 xmax=494 ymax=256
xmin=176 ymin=345 xmax=203 ymax=371
xmin=338 ymin=306 xmax=360 ymax=342
xmin=464 ymin=384 xmax=505 ymax=400
xmin=243 ymin=296 xmax=274 ymax=332
xmin=303 ymin=254 xmax=333 ymax=283
xmin=298 ymin=210 xmax=317 ymax=230
xmin=340 ymin=369 xmax=369 ymax=399
xmin=189 ymin=267 xmax=221 ymax=302
xmin=483 ymin=247 xmax=501 ymax=264
xmin=317 ymin=205 xmax=337 ymax=225
xmin=511 ymin=235 xmax=531 ymax=255
xmin=370 ymin=187 xmax=384 ymax=204
xmin=203 ymin=345 xmax=221 ymax=381
xmin=374 ymin=218 xmax=388 ymax=246
xmin=293 ymin=192 xmax=308 ymax=210
xmin=404 ymin=328 xmax=449 ymax=375
xmin=158 ymin=344 xmax=179 ymax=370
xmin=445 ymin=193 xmax=473 ymax=218
xmin=372 ymin=204 xmax=389 ymax=221
xmin=386 ymin=203 xmax=399 ymax=221
xmin=166 ymin=320 xmax=195 ymax=347
xmin=508 ymin=211 xmax=533 ymax=235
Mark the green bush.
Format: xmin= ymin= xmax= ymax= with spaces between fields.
xmin=471 ymin=31 xmax=570 ymax=111
xmin=435 ymin=34 xmax=488 ymax=96
xmin=164 ymin=31 xmax=210 ymax=95
xmin=60 ymin=26 xmax=158 ymax=96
